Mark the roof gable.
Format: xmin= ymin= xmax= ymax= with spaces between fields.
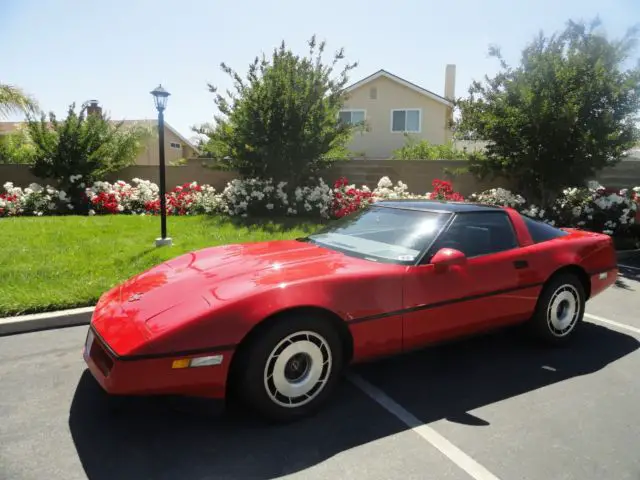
xmin=118 ymin=120 xmax=200 ymax=153
xmin=0 ymin=120 xmax=200 ymax=153
xmin=344 ymin=69 xmax=452 ymax=107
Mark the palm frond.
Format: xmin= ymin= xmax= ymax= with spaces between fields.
xmin=0 ymin=83 xmax=40 ymax=119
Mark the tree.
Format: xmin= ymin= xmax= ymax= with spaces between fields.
xmin=455 ymin=19 xmax=640 ymax=206
xmin=26 ymin=103 xmax=153 ymax=210
xmin=0 ymin=83 xmax=39 ymax=119
xmin=392 ymin=135 xmax=472 ymax=160
xmin=0 ymin=126 xmax=37 ymax=164
xmin=194 ymin=35 xmax=359 ymax=185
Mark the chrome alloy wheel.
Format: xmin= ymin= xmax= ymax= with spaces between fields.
xmin=546 ymin=284 xmax=581 ymax=337
xmin=263 ymin=331 xmax=333 ymax=408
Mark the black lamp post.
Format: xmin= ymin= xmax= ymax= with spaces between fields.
xmin=150 ymin=84 xmax=172 ymax=247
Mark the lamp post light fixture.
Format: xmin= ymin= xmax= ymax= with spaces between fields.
xmin=150 ymin=84 xmax=172 ymax=247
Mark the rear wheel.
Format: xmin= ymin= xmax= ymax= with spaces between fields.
xmin=234 ymin=313 xmax=344 ymax=422
xmin=528 ymin=273 xmax=586 ymax=345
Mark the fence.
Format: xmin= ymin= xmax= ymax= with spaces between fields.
xmin=1 ymin=158 xmax=639 ymax=197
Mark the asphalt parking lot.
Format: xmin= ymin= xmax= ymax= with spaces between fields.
xmin=1 ymin=263 xmax=639 ymax=480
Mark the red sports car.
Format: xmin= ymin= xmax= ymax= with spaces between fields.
xmin=83 ymin=200 xmax=618 ymax=422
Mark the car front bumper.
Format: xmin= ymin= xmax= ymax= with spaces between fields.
xmin=82 ymin=327 xmax=234 ymax=399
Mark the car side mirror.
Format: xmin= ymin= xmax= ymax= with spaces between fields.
xmin=431 ymin=248 xmax=467 ymax=273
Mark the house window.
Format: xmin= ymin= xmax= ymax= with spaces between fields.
xmin=170 ymin=142 xmax=181 ymax=149
xmin=391 ymin=109 xmax=421 ymax=133
xmin=339 ymin=109 xmax=366 ymax=126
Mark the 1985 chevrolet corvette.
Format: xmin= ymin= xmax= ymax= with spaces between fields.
xmin=83 ymin=200 xmax=618 ymax=422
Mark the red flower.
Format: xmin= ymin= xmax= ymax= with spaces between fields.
xmin=330 ymin=176 xmax=375 ymax=218
xmin=429 ymin=178 xmax=464 ymax=202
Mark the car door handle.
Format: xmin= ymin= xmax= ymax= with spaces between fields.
xmin=513 ymin=260 xmax=529 ymax=269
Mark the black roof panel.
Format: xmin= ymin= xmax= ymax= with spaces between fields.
xmin=374 ymin=199 xmax=504 ymax=213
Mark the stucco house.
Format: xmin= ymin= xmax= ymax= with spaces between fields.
xmin=114 ymin=119 xmax=200 ymax=166
xmin=340 ymin=65 xmax=456 ymax=159
xmin=0 ymin=100 xmax=200 ymax=166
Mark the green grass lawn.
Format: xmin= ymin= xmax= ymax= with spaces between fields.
xmin=0 ymin=215 xmax=325 ymax=317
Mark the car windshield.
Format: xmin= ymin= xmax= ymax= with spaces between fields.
xmin=305 ymin=205 xmax=450 ymax=264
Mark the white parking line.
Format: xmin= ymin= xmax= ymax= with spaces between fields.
xmin=585 ymin=313 xmax=640 ymax=336
xmin=347 ymin=372 xmax=501 ymax=480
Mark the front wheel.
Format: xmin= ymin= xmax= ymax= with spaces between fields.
xmin=235 ymin=314 xmax=344 ymax=422
xmin=528 ymin=273 xmax=586 ymax=345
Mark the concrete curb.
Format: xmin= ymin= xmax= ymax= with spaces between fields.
xmin=0 ymin=306 xmax=95 ymax=337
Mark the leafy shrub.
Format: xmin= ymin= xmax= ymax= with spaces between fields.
xmin=26 ymin=103 xmax=152 ymax=210
xmin=197 ymin=36 xmax=358 ymax=186
xmin=392 ymin=138 xmax=471 ymax=160
xmin=3 ymin=176 xmax=638 ymax=240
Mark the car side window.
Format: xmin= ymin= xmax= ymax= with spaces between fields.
xmin=429 ymin=212 xmax=519 ymax=259
xmin=521 ymin=215 xmax=569 ymax=243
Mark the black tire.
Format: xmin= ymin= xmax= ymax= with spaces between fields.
xmin=234 ymin=312 xmax=344 ymax=423
xmin=528 ymin=273 xmax=586 ymax=345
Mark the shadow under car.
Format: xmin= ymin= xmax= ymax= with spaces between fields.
xmin=69 ymin=321 xmax=638 ymax=480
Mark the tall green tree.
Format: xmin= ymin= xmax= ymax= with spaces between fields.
xmin=195 ymin=35 xmax=359 ymax=185
xmin=0 ymin=126 xmax=37 ymax=164
xmin=0 ymin=83 xmax=39 ymax=119
xmin=455 ymin=19 xmax=640 ymax=206
xmin=26 ymin=103 xmax=153 ymax=210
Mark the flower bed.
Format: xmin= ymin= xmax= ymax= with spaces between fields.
xmin=468 ymin=183 xmax=639 ymax=239
xmin=2 ymin=177 xmax=639 ymax=241
xmin=0 ymin=182 xmax=72 ymax=216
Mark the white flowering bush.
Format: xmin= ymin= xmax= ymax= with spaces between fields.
xmin=2 ymin=175 xmax=639 ymax=241
xmin=372 ymin=176 xmax=441 ymax=201
xmin=547 ymin=183 xmax=638 ymax=236
xmin=468 ymin=187 xmax=526 ymax=209
xmin=188 ymin=183 xmax=225 ymax=214
xmin=520 ymin=204 xmax=556 ymax=225
xmin=219 ymin=177 xmax=333 ymax=218
xmin=372 ymin=176 xmax=415 ymax=200
xmin=121 ymin=178 xmax=159 ymax=213
xmin=469 ymin=182 xmax=639 ymax=236
xmin=0 ymin=182 xmax=71 ymax=217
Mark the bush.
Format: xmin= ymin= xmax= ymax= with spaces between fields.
xmin=2 ymin=176 xmax=638 ymax=242
xmin=470 ymin=182 xmax=639 ymax=237
xmin=546 ymin=184 xmax=638 ymax=236
xmin=197 ymin=36 xmax=358 ymax=186
xmin=218 ymin=177 xmax=333 ymax=218
xmin=455 ymin=19 xmax=640 ymax=206
xmin=26 ymin=103 xmax=152 ymax=210
xmin=84 ymin=179 xmax=221 ymax=216
xmin=0 ymin=182 xmax=71 ymax=216
xmin=331 ymin=177 xmax=374 ymax=218
xmin=392 ymin=138 xmax=471 ymax=160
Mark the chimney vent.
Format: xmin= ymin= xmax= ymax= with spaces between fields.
xmin=87 ymin=100 xmax=102 ymax=116
xmin=444 ymin=65 xmax=456 ymax=100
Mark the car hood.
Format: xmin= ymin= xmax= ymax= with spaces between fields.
xmin=90 ymin=239 xmax=358 ymax=355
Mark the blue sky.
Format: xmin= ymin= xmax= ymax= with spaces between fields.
xmin=2 ymin=0 xmax=638 ymax=143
